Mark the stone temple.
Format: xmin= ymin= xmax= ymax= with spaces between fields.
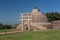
xmin=17 ymin=7 xmax=52 ymax=31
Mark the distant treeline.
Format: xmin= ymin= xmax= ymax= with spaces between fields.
xmin=45 ymin=12 xmax=60 ymax=21
xmin=0 ymin=23 xmax=19 ymax=29
xmin=0 ymin=23 xmax=12 ymax=29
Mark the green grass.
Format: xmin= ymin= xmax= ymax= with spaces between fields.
xmin=0 ymin=30 xmax=60 ymax=40
xmin=0 ymin=29 xmax=13 ymax=32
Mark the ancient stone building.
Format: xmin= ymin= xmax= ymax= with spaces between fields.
xmin=17 ymin=7 xmax=51 ymax=31
xmin=52 ymin=20 xmax=60 ymax=29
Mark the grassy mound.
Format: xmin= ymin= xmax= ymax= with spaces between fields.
xmin=0 ymin=30 xmax=60 ymax=40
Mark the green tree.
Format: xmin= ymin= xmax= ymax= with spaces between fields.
xmin=45 ymin=12 xmax=60 ymax=21
xmin=3 ymin=25 xmax=12 ymax=29
xmin=0 ymin=23 xmax=3 ymax=29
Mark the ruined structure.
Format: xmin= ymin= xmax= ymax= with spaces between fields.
xmin=52 ymin=20 xmax=60 ymax=29
xmin=17 ymin=7 xmax=51 ymax=31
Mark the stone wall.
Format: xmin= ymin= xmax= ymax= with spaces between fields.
xmin=52 ymin=20 xmax=60 ymax=29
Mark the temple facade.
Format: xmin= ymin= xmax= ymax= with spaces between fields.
xmin=17 ymin=8 xmax=52 ymax=31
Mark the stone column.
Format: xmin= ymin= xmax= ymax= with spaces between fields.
xmin=22 ymin=14 xmax=23 ymax=31
xmin=28 ymin=13 xmax=30 ymax=31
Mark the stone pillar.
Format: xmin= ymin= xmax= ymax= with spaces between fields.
xmin=22 ymin=14 xmax=23 ymax=31
xmin=28 ymin=14 xmax=30 ymax=31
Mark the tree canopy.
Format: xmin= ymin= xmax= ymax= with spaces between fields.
xmin=45 ymin=12 xmax=60 ymax=21
xmin=0 ymin=23 xmax=12 ymax=29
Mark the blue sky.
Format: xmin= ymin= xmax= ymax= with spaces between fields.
xmin=0 ymin=0 xmax=60 ymax=25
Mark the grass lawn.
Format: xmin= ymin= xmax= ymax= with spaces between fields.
xmin=0 ymin=29 xmax=14 ymax=32
xmin=0 ymin=30 xmax=60 ymax=40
